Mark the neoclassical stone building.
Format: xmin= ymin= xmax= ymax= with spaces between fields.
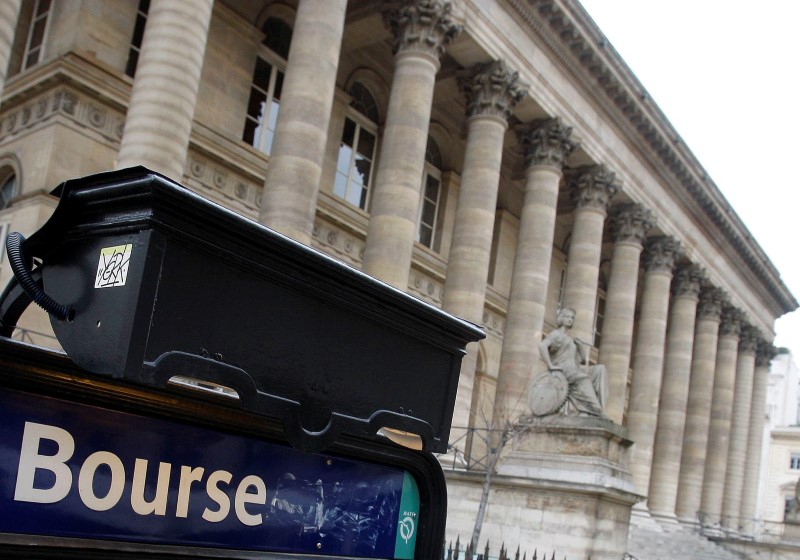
xmin=0 ymin=0 xmax=795 ymax=558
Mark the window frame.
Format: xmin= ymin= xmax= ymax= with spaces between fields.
xmin=243 ymin=45 xmax=287 ymax=156
xmin=124 ymin=0 xmax=150 ymax=78
xmin=416 ymin=160 xmax=443 ymax=251
xmin=23 ymin=0 xmax=53 ymax=70
xmin=333 ymin=109 xmax=378 ymax=211
xmin=789 ymin=453 xmax=800 ymax=470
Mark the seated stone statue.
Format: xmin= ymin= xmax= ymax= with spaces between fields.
xmin=527 ymin=308 xmax=607 ymax=418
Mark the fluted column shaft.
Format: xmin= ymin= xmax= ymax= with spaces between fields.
xmin=700 ymin=308 xmax=742 ymax=520
xmin=116 ymin=0 xmax=214 ymax=180
xmin=626 ymin=237 xmax=680 ymax=494
xmin=740 ymin=344 xmax=775 ymax=526
xmin=0 ymin=0 xmax=22 ymax=100
xmin=562 ymin=166 xmax=620 ymax=342
xmin=492 ymin=118 xmax=576 ymax=417
xmin=648 ymin=264 xmax=704 ymax=519
xmin=362 ymin=1 xmax=460 ymax=289
xmin=258 ymin=0 xmax=347 ymax=244
xmin=721 ymin=328 xmax=758 ymax=528
xmin=443 ymin=60 xmax=525 ymax=429
xmin=675 ymin=287 xmax=724 ymax=522
xmin=598 ymin=204 xmax=654 ymax=423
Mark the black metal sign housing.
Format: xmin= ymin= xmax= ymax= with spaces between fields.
xmin=0 ymin=167 xmax=484 ymax=454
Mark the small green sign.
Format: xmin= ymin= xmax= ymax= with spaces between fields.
xmin=394 ymin=471 xmax=420 ymax=559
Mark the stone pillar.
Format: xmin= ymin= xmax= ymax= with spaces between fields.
xmin=740 ymin=342 xmax=776 ymax=526
xmin=626 ymin=236 xmax=681 ymax=495
xmin=361 ymin=0 xmax=461 ymax=289
xmin=699 ymin=306 xmax=742 ymax=522
xmin=0 ymin=0 xmax=22 ymax=100
xmin=562 ymin=165 xmax=620 ymax=342
xmin=598 ymin=203 xmax=654 ymax=423
xmin=648 ymin=264 xmax=705 ymax=520
xmin=492 ymin=118 xmax=577 ymax=417
xmin=442 ymin=60 xmax=525 ymax=430
xmin=675 ymin=286 xmax=725 ymax=523
xmin=116 ymin=0 xmax=214 ymax=181
xmin=258 ymin=0 xmax=347 ymax=244
xmin=721 ymin=326 xmax=758 ymax=529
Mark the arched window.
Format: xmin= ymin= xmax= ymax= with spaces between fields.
xmin=416 ymin=137 xmax=443 ymax=250
xmin=333 ymin=83 xmax=379 ymax=210
xmin=0 ymin=173 xmax=15 ymax=211
xmin=242 ymin=18 xmax=293 ymax=155
xmin=125 ymin=0 xmax=150 ymax=77
xmin=23 ymin=0 xmax=52 ymax=70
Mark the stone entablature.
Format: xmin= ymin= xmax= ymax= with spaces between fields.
xmin=505 ymin=0 xmax=795 ymax=315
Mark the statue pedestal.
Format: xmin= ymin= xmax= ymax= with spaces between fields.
xmin=444 ymin=417 xmax=643 ymax=560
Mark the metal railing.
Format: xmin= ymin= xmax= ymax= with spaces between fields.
xmin=697 ymin=511 xmax=786 ymax=543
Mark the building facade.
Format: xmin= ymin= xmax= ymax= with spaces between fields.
xmin=0 ymin=0 xmax=796 ymax=558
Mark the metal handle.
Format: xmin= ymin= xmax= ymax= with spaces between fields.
xmin=5 ymin=232 xmax=72 ymax=321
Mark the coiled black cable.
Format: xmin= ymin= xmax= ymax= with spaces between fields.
xmin=5 ymin=232 xmax=71 ymax=321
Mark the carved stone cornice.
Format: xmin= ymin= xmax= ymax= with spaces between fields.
xmin=738 ymin=325 xmax=759 ymax=355
xmin=515 ymin=117 xmax=578 ymax=169
xmin=642 ymin=236 xmax=682 ymax=274
xmin=672 ymin=263 xmax=705 ymax=298
xmin=383 ymin=0 xmax=462 ymax=60
xmin=568 ymin=164 xmax=620 ymax=212
xmin=504 ymin=0 xmax=797 ymax=316
xmin=697 ymin=287 xmax=725 ymax=321
xmin=756 ymin=341 xmax=779 ymax=367
xmin=458 ymin=60 xmax=527 ymax=121
xmin=719 ymin=306 xmax=745 ymax=338
xmin=608 ymin=203 xmax=654 ymax=246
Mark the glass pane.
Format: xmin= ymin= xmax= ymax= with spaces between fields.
xmin=425 ymin=175 xmax=440 ymax=202
xmin=252 ymin=58 xmax=272 ymax=91
xmin=341 ymin=118 xmax=356 ymax=148
xmin=421 ymin=200 xmax=436 ymax=226
xmin=267 ymin=100 xmax=280 ymax=130
xmin=25 ymin=50 xmax=39 ymax=69
xmin=356 ymin=128 xmax=375 ymax=160
xmin=242 ymin=118 xmax=258 ymax=145
xmin=333 ymin=172 xmax=348 ymax=199
xmin=418 ymin=225 xmax=433 ymax=248
xmin=132 ymin=14 xmax=146 ymax=47
xmin=36 ymin=0 xmax=51 ymax=17
xmin=358 ymin=185 xmax=369 ymax=210
xmin=246 ymin=89 xmax=266 ymax=119
xmin=273 ymin=70 xmax=285 ymax=100
xmin=347 ymin=184 xmax=365 ymax=209
xmin=125 ymin=49 xmax=139 ymax=77
xmin=336 ymin=144 xmax=353 ymax=175
xmin=353 ymin=156 xmax=371 ymax=187
xmin=263 ymin=18 xmax=293 ymax=59
xmin=139 ymin=0 xmax=151 ymax=14
xmin=29 ymin=19 xmax=46 ymax=50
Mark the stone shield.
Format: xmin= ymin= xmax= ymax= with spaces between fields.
xmin=528 ymin=370 xmax=569 ymax=417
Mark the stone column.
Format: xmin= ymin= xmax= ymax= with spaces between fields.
xmin=562 ymin=165 xmax=620 ymax=342
xmin=721 ymin=326 xmax=758 ymax=529
xmin=598 ymin=203 xmax=654 ymax=423
xmin=740 ymin=342 xmax=776 ymax=527
xmin=258 ymin=0 xmax=348 ymax=244
xmin=699 ymin=306 xmax=742 ymax=522
xmin=675 ymin=286 xmax=725 ymax=523
xmin=492 ymin=118 xmax=577 ymax=417
xmin=626 ymin=236 xmax=681 ymax=494
xmin=648 ymin=264 xmax=705 ymax=520
xmin=442 ymin=60 xmax=525 ymax=430
xmin=116 ymin=0 xmax=214 ymax=181
xmin=361 ymin=0 xmax=461 ymax=289
xmin=0 ymin=0 xmax=22 ymax=100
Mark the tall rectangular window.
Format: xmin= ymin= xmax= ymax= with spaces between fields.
xmin=333 ymin=116 xmax=376 ymax=210
xmin=790 ymin=453 xmax=800 ymax=470
xmin=23 ymin=0 xmax=52 ymax=70
xmin=243 ymin=55 xmax=285 ymax=156
xmin=125 ymin=0 xmax=150 ymax=77
xmin=416 ymin=170 xmax=441 ymax=249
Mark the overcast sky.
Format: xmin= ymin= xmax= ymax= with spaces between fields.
xmin=577 ymin=0 xmax=800 ymax=358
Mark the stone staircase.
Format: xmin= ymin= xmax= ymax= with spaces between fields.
xmin=626 ymin=515 xmax=746 ymax=560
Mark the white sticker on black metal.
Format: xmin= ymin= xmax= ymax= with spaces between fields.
xmin=95 ymin=244 xmax=132 ymax=288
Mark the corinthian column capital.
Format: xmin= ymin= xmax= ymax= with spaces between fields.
xmin=756 ymin=341 xmax=779 ymax=367
xmin=672 ymin=263 xmax=705 ymax=298
xmin=458 ymin=60 xmax=527 ymax=121
xmin=697 ymin=286 xmax=726 ymax=320
xmin=720 ymin=306 xmax=745 ymax=337
xmin=608 ymin=203 xmax=655 ymax=246
xmin=383 ymin=0 xmax=462 ymax=60
xmin=642 ymin=235 xmax=682 ymax=273
xmin=569 ymin=164 xmax=621 ymax=212
xmin=516 ymin=117 xmax=578 ymax=169
xmin=738 ymin=325 xmax=759 ymax=354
